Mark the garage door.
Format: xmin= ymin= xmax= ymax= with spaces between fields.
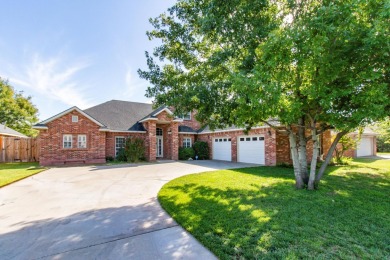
xmin=357 ymin=137 xmax=373 ymax=157
xmin=238 ymin=136 xmax=265 ymax=164
xmin=213 ymin=138 xmax=232 ymax=161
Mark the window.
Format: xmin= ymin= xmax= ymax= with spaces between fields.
xmin=72 ymin=115 xmax=78 ymax=122
xmin=156 ymin=128 xmax=163 ymax=136
xmin=178 ymin=112 xmax=191 ymax=120
xmin=78 ymin=135 xmax=87 ymax=148
xmin=259 ymin=137 xmax=265 ymax=140
xmin=183 ymin=137 xmax=191 ymax=148
xmin=115 ymin=137 xmax=125 ymax=156
xmin=63 ymin=135 xmax=72 ymax=148
xmin=240 ymin=138 xmax=245 ymax=141
xmin=246 ymin=137 xmax=250 ymax=141
xmin=252 ymin=137 xmax=258 ymax=141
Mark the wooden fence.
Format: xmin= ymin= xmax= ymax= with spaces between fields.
xmin=0 ymin=136 xmax=39 ymax=163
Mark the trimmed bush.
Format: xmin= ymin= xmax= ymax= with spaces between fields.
xmin=179 ymin=147 xmax=195 ymax=160
xmin=193 ymin=141 xmax=209 ymax=160
xmin=115 ymin=137 xmax=146 ymax=162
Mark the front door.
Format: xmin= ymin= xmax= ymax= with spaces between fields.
xmin=156 ymin=128 xmax=163 ymax=157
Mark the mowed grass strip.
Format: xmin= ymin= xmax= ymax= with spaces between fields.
xmin=158 ymin=158 xmax=390 ymax=259
xmin=0 ymin=162 xmax=46 ymax=187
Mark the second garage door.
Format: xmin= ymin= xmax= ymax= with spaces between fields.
xmin=213 ymin=138 xmax=232 ymax=161
xmin=356 ymin=137 xmax=373 ymax=157
xmin=238 ymin=136 xmax=265 ymax=164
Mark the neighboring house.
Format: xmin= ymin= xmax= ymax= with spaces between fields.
xmin=0 ymin=123 xmax=27 ymax=138
xmin=33 ymin=100 xmax=334 ymax=166
xmin=344 ymin=128 xmax=377 ymax=157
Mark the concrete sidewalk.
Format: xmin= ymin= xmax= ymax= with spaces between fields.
xmin=0 ymin=160 xmax=256 ymax=259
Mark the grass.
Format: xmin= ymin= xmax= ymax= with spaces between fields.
xmin=0 ymin=162 xmax=46 ymax=187
xmin=159 ymin=158 xmax=390 ymax=259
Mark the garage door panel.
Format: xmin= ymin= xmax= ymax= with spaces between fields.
xmin=357 ymin=137 xmax=373 ymax=157
xmin=213 ymin=138 xmax=232 ymax=161
xmin=238 ymin=136 xmax=265 ymax=164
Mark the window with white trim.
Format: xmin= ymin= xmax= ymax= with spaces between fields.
xmin=115 ymin=137 xmax=125 ymax=156
xmin=78 ymin=135 xmax=87 ymax=148
xmin=183 ymin=137 xmax=192 ymax=148
xmin=63 ymin=135 xmax=72 ymax=148
xmin=179 ymin=112 xmax=191 ymax=120
xmin=72 ymin=115 xmax=78 ymax=122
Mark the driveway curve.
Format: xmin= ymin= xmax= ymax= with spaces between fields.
xmin=0 ymin=160 xmax=255 ymax=260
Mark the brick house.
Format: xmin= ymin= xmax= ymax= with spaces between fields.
xmin=34 ymin=100 xmax=334 ymax=166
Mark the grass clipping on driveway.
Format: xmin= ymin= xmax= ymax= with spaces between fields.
xmin=158 ymin=158 xmax=390 ymax=259
xmin=0 ymin=162 xmax=46 ymax=187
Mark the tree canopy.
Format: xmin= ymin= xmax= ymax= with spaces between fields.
xmin=0 ymin=77 xmax=39 ymax=136
xmin=139 ymin=0 xmax=390 ymax=189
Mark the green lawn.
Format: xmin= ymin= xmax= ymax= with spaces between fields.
xmin=0 ymin=162 xmax=46 ymax=187
xmin=159 ymin=158 xmax=390 ymax=259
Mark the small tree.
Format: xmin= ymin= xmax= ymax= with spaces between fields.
xmin=372 ymin=118 xmax=390 ymax=152
xmin=334 ymin=135 xmax=357 ymax=164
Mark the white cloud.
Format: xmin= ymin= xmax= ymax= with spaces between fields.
xmin=3 ymin=52 xmax=93 ymax=109
xmin=123 ymin=67 xmax=152 ymax=103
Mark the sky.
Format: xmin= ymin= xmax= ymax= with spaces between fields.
xmin=0 ymin=0 xmax=176 ymax=120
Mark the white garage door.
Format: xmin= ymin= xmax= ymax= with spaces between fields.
xmin=357 ymin=137 xmax=373 ymax=157
xmin=238 ymin=136 xmax=265 ymax=164
xmin=212 ymin=138 xmax=232 ymax=161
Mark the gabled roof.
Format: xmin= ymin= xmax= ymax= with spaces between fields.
xmin=84 ymin=100 xmax=154 ymax=132
xmin=179 ymin=125 xmax=197 ymax=134
xmin=139 ymin=105 xmax=182 ymax=123
xmin=33 ymin=106 xmax=105 ymax=129
xmin=0 ymin=123 xmax=28 ymax=138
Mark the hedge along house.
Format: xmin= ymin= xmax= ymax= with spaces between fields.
xmin=34 ymin=100 xmax=334 ymax=166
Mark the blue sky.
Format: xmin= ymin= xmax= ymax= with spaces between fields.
xmin=0 ymin=0 xmax=176 ymax=120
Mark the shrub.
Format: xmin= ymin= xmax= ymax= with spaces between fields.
xmin=115 ymin=137 xmax=145 ymax=162
xmin=193 ymin=141 xmax=209 ymax=160
xmin=116 ymin=148 xmax=127 ymax=162
xmin=105 ymin=156 xmax=114 ymax=162
xmin=124 ymin=137 xmax=145 ymax=162
xmin=179 ymin=147 xmax=195 ymax=160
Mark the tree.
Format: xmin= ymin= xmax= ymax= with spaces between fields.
xmin=0 ymin=77 xmax=39 ymax=136
xmin=372 ymin=117 xmax=390 ymax=152
xmin=139 ymin=0 xmax=390 ymax=189
xmin=333 ymin=135 xmax=358 ymax=164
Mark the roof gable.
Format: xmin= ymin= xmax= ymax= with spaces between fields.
xmin=35 ymin=107 xmax=105 ymax=127
xmin=0 ymin=124 xmax=27 ymax=138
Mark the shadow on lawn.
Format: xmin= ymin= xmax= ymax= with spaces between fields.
xmin=0 ymin=198 xmax=181 ymax=260
xmin=159 ymin=166 xmax=390 ymax=259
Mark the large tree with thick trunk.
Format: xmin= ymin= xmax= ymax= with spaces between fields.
xmin=139 ymin=0 xmax=389 ymax=189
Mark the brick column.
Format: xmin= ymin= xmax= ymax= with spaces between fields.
xmin=146 ymin=121 xmax=157 ymax=162
xmin=265 ymin=129 xmax=277 ymax=166
xmin=170 ymin=122 xmax=179 ymax=160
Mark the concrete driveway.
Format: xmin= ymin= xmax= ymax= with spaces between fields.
xmin=0 ymin=160 xmax=256 ymax=260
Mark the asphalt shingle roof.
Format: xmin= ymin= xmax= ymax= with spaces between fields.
xmin=178 ymin=125 xmax=197 ymax=133
xmin=0 ymin=123 xmax=27 ymax=137
xmin=83 ymin=100 xmax=154 ymax=131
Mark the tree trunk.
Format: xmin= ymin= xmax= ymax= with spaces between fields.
xmin=308 ymin=127 xmax=319 ymax=190
xmin=315 ymin=130 xmax=348 ymax=186
xmin=298 ymin=118 xmax=308 ymax=184
xmin=288 ymin=128 xmax=304 ymax=189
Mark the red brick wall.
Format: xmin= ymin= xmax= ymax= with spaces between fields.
xmin=275 ymin=129 xmax=333 ymax=164
xmin=180 ymin=111 xmax=201 ymax=130
xmin=197 ymin=127 xmax=277 ymax=166
xmin=38 ymin=110 xmax=106 ymax=166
